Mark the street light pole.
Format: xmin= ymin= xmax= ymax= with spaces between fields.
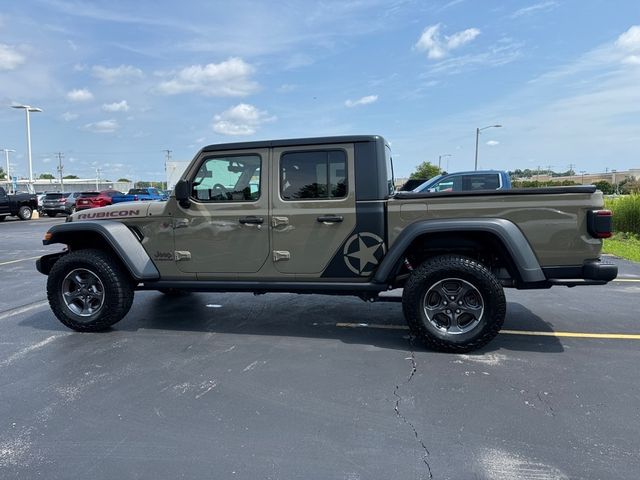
xmin=438 ymin=154 xmax=451 ymax=172
xmin=11 ymin=105 xmax=42 ymax=186
xmin=474 ymin=124 xmax=502 ymax=171
xmin=2 ymin=149 xmax=15 ymax=182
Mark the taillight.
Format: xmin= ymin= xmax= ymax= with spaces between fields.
xmin=587 ymin=210 xmax=613 ymax=239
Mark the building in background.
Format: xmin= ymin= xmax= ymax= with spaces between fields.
xmin=166 ymin=161 xmax=189 ymax=190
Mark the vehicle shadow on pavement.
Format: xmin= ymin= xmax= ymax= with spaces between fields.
xmin=20 ymin=294 xmax=563 ymax=353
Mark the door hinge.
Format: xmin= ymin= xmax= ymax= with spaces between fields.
xmin=273 ymin=250 xmax=290 ymax=262
xmin=272 ymin=216 xmax=289 ymax=227
xmin=174 ymin=250 xmax=192 ymax=261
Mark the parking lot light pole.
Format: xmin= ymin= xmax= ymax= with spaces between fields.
xmin=2 ymin=149 xmax=15 ymax=187
xmin=438 ymin=154 xmax=451 ymax=172
xmin=11 ymin=105 xmax=43 ymax=186
xmin=474 ymin=124 xmax=502 ymax=171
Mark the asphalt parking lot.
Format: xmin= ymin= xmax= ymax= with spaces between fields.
xmin=1 ymin=216 xmax=639 ymax=479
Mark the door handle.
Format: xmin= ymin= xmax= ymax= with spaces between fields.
xmin=317 ymin=215 xmax=343 ymax=223
xmin=239 ymin=216 xmax=264 ymax=225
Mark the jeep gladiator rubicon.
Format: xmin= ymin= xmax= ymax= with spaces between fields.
xmin=36 ymin=136 xmax=617 ymax=352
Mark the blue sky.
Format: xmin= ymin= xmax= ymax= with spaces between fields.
xmin=0 ymin=0 xmax=639 ymax=181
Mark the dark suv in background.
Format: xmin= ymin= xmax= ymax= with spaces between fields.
xmin=41 ymin=192 xmax=82 ymax=216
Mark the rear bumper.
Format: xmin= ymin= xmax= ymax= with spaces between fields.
xmin=542 ymin=260 xmax=618 ymax=287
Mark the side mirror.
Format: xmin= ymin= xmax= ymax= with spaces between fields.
xmin=174 ymin=180 xmax=191 ymax=208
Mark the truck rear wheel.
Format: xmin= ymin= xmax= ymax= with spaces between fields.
xmin=47 ymin=249 xmax=135 ymax=332
xmin=18 ymin=205 xmax=32 ymax=220
xmin=402 ymin=255 xmax=506 ymax=352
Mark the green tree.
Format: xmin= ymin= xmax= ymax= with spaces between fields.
xmin=621 ymin=180 xmax=640 ymax=194
xmin=63 ymin=174 xmax=79 ymax=179
xmin=593 ymin=180 xmax=614 ymax=195
xmin=410 ymin=161 xmax=440 ymax=180
xmin=39 ymin=173 xmax=55 ymax=179
xmin=117 ymin=178 xmax=131 ymax=182
xmin=0 ymin=166 xmax=5 ymax=180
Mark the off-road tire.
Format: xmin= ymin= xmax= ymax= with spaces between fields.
xmin=18 ymin=205 xmax=32 ymax=220
xmin=47 ymin=249 xmax=135 ymax=332
xmin=402 ymin=255 xmax=506 ymax=353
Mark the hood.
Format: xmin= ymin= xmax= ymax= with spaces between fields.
xmin=70 ymin=202 xmax=151 ymax=222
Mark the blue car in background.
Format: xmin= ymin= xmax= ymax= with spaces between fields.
xmin=413 ymin=170 xmax=511 ymax=193
xmin=111 ymin=187 xmax=168 ymax=204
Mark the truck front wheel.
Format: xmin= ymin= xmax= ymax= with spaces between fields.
xmin=47 ymin=249 xmax=134 ymax=332
xmin=402 ymin=255 xmax=506 ymax=352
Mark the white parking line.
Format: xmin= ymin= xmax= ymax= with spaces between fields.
xmin=0 ymin=335 xmax=64 ymax=368
xmin=0 ymin=300 xmax=49 ymax=321
xmin=0 ymin=255 xmax=41 ymax=267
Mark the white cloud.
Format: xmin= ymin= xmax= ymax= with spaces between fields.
xmin=67 ymin=88 xmax=94 ymax=102
xmin=616 ymin=25 xmax=640 ymax=51
xmin=61 ymin=112 xmax=78 ymax=121
xmin=157 ymin=58 xmax=258 ymax=97
xmin=415 ymin=24 xmax=480 ymax=60
xmin=486 ymin=140 xmax=500 ymax=146
xmin=616 ymin=25 xmax=640 ymax=64
xmin=345 ymin=94 xmax=379 ymax=107
xmin=83 ymin=119 xmax=119 ymax=133
xmin=622 ymin=55 xmax=640 ymax=65
xmin=212 ymin=103 xmax=275 ymax=136
xmin=92 ymin=64 xmax=144 ymax=84
xmin=511 ymin=1 xmax=558 ymax=19
xmin=423 ymin=41 xmax=522 ymax=76
xmin=0 ymin=44 xmax=25 ymax=71
xmin=102 ymin=100 xmax=130 ymax=112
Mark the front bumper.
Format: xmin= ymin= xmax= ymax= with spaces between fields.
xmin=36 ymin=252 xmax=66 ymax=275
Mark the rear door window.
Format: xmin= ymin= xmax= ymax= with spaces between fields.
xmin=280 ymin=150 xmax=347 ymax=200
xmin=462 ymin=174 xmax=500 ymax=190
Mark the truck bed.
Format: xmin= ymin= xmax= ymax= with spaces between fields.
xmin=393 ymin=185 xmax=596 ymax=199
xmin=389 ymin=185 xmax=603 ymax=268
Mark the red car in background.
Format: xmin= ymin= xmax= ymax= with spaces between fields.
xmin=75 ymin=190 xmax=124 ymax=211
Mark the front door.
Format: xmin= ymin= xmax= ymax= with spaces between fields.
xmin=173 ymin=149 xmax=270 ymax=274
xmin=270 ymin=144 xmax=356 ymax=275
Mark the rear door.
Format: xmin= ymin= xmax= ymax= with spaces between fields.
xmin=270 ymin=143 xmax=356 ymax=275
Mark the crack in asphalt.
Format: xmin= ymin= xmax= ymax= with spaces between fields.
xmin=393 ymin=346 xmax=433 ymax=479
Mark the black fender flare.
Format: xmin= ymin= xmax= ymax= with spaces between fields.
xmin=374 ymin=218 xmax=546 ymax=284
xmin=39 ymin=221 xmax=160 ymax=281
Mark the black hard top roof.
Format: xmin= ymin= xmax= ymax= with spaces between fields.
xmin=202 ymin=135 xmax=383 ymax=152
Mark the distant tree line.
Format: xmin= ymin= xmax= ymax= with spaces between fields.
xmin=509 ymin=168 xmax=576 ymax=178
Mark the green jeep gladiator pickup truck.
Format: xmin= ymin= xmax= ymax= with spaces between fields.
xmin=36 ymin=135 xmax=616 ymax=352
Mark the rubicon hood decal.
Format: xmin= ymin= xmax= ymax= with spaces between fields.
xmin=76 ymin=209 xmax=141 ymax=220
